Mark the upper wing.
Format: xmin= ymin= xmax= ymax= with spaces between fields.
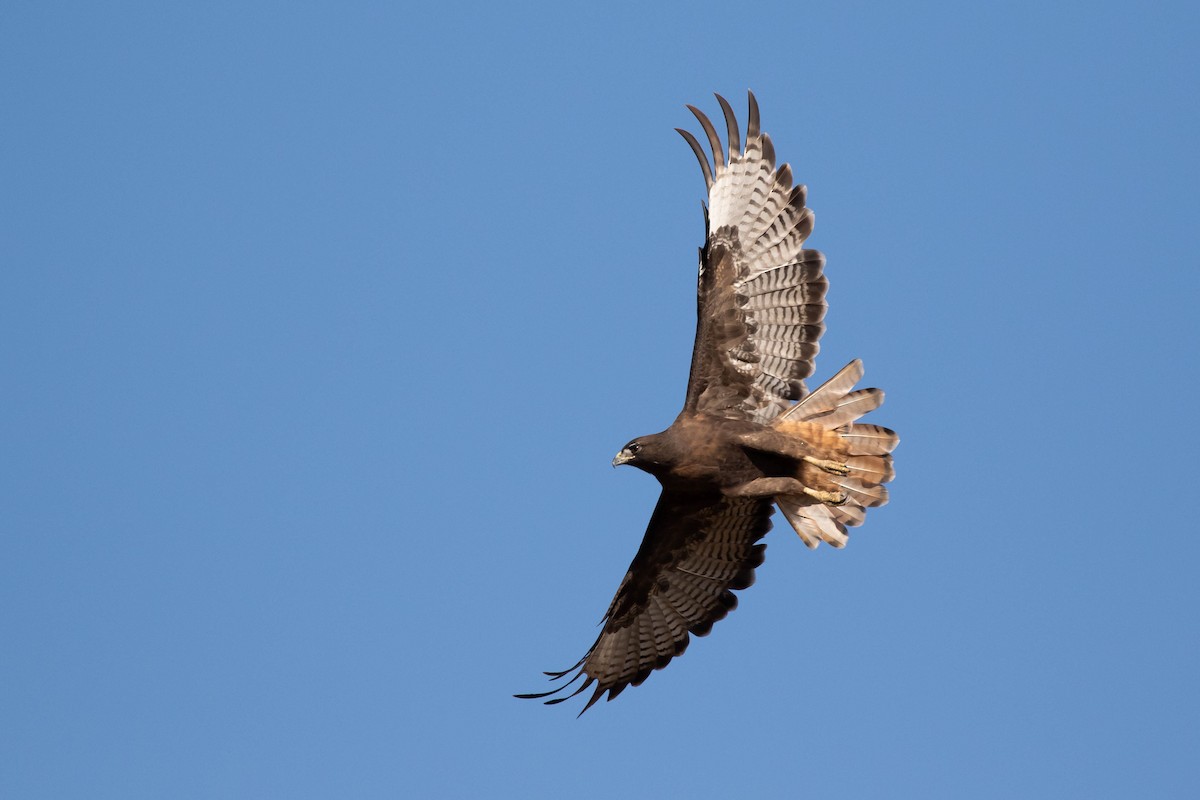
xmin=517 ymin=491 xmax=773 ymax=714
xmin=679 ymin=92 xmax=828 ymax=423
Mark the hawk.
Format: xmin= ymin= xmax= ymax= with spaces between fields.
xmin=519 ymin=92 xmax=897 ymax=714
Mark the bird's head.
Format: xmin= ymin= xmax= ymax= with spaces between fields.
xmin=612 ymin=432 xmax=672 ymax=473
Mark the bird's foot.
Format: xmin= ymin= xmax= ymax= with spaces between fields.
xmin=803 ymin=487 xmax=848 ymax=505
xmin=803 ymin=456 xmax=849 ymax=476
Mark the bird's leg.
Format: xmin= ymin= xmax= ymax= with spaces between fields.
xmin=726 ymin=477 xmax=808 ymax=497
xmin=728 ymin=478 xmax=848 ymax=506
xmin=739 ymin=431 xmax=817 ymax=459
xmin=739 ymin=431 xmax=849 ymax=475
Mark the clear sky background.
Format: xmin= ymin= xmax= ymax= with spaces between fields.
xmin=3 ymin=2 xmax=1198 ymax=797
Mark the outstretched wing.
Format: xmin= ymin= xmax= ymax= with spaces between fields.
xmin=517 ymin=492 xmax=773 ymax=714
xmin=679 ymin=92 xmax=828 ymax=423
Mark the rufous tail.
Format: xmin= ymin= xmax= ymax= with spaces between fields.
xmin=772 ymin=359 xmax=898 ymax=548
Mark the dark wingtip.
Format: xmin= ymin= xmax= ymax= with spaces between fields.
xmin=789 ymin=184 xmax=808 ymax=210
xmin=714 ymin=93 xmax=740 ymax=159
xmin=776 ymin=161 xmax=792 ymax=190
xmin=577 ymin=683 xmax=608 ymax=717
xmin=747 ymin=90 xmax=760 ymax=140
xmin=676 ymin=128 xmax=714 ymax=191
xmin=516 ymin=655 xmax=593 ymax=703
xmin=761 ymin=132 xmax=776 ymax=169
xmin=687 ymin=103 xmax=726 ymax=170
xmin=516 ymin=669 xmax=585 ymax=701
xmin=542 ymin=656 xmax=586 ymax=680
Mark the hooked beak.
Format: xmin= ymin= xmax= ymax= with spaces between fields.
xmin=612 ymin=449 xmax=633 ymax=468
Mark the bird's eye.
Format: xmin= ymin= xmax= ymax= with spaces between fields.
xmin=627 ymin=443 xmax=642 ymax=455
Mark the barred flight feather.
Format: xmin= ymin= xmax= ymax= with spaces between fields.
xmin=519 ymin=493 xmax=774 ymax=714
xmin=681 ymin=92 xmax=830 ymax=423
xmin=757 ymin=205 xmax=815 ymax=259
xmin=757 ymin=322 xmax=825 ymax=344
xmin=754 ymin=338 xmax=821 ymax=360
xmin=750 ymin=304 xmax=827 ymax=325
xmin=740 ymin=283 xmax=826 ymax=311
xmin=738 ymin=259 xmax=824 ymax=296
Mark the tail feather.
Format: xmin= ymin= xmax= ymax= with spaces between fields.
xmin=778 ymin=497 xmax=848 ymax=548
xmin=830 ymin=476 xmax=889 ymax=508
xmin=772 ymin=360 xmax=897 ymax=549
xmin=806 ymin=388 xmax=884 ymax=429
xmin=831 ymin=503 xmax=865 ymax=528
xmin=780 ymin=359 xmax=863 ymax=419
xmin=845 ymin=454 xmax=895 ymax=484
xmin=840 ymin=424 xmax=899 ymax=456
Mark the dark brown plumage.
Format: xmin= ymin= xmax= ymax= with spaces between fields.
xmin=518 ymin=92 xmax=897 ymax=714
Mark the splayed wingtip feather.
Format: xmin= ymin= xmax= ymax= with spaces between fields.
xmin=746 ymin=90 xmax=760 ymax=140
xmin=676 ymin=128 xmax=714 ymax=190
xmin=715 ymin=93 xmax=740 ymax=159
xmin=687 ymin=104 xmax=725 ymax=170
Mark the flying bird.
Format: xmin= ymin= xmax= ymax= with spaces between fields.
xmin=518 ymin=92 xmax=897 ymax=714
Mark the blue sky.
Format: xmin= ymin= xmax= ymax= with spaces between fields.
xmin=3 ymin=2 xmax=1198 ymax=797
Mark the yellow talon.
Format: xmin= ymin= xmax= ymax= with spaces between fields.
xmin=803 ymin=456 xmax=850 ymax=475
xmin=802 ymin=487 xmax=848 ymax=505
